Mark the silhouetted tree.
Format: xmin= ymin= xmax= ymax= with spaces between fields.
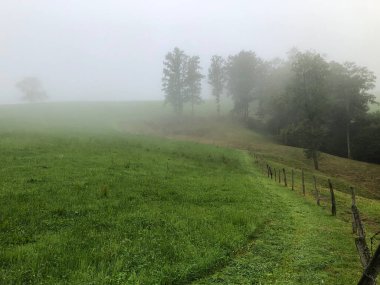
xmin=16 ymin=77 xmax=47 ymax=102
xmin=284 ymin=51 xmax=330 ymax=170
xmin=162 ymin=47 xmax=188 ymax=114
xmin=184 ymin=56 xmax=203 ymax=115
xmin=328 ymin=62 xmax=376 ymax=159
xmin=208 ymin=55 xmax=225 ymax=115
xmin=225 ymin=51 xmax=263 ymax=120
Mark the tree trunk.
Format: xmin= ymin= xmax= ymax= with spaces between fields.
xmin=346 ymin=121 xmax=352 ymax=159
xmin=216 ymin=95 xmax=220 ymax=116
xmin=302 ymin=169 xmax=305 ymax=195
xmin=328 ymin=179 xmax=336 ymax=216
xmin=312 ymin=150 xmax=319 ymax=170
xmin=291 ymin=169 xmax=294 ymax=190
xmin=313 ymin=175 xmax=320 ymax=206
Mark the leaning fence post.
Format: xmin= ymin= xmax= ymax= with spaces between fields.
xmin=291 ymin=169 xmax=294 ymax=190
xmin=283 ymin=168 xmax=287 ymax=187
xmin=351 ymin=193 xmax=372 ymax=271
xmin=355 ymin=236 xmax=372 ymax=269
xmin=313 ymin=175 xmax=320 ymax=206
xmin=301 ymin=169 xmax=305 ymax=195
xmin=351 ymin=186 xmax=372 ymax=269
xmin=328 ymin=179 xmax=336 ymax=216
xmin=357 ymin=244 xmax=380 ymax=285
xmin=351 ymin=187 xmax=358 ymax=234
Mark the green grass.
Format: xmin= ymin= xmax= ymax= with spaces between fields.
xmin=0 ymin=132 xmax=261 ymax=284
xmin=0 ymin=132 xmax=363 ymax=284
xmin=0 ymin=101 xmax=378 ymax=284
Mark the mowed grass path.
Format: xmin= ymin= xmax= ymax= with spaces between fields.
xmin=0 ymin=132 xmax=362 ymax=284
xmin=194 ymin=179 xmax=360 ymax=284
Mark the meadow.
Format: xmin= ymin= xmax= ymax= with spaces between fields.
xmin=0 ymin=101 xmax=378 ymax=284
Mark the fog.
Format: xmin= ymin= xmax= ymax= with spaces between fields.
xmin=1 ymin=0 xmax=379 ymax=103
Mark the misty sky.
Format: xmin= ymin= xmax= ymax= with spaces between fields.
xmin=1 ymin=0 xmax=379 ymax=103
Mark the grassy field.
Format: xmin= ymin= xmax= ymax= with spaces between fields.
xmin=0 ymin=101 xmax=378 ymax=284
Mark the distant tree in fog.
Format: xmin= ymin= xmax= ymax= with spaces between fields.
xmin=327 ymin=61 xmax=376 ymax=159
xmin=282 ymin=51 xmax=330 ymax=170
xmin=16 ymin=77 xmax=48 ymax=103
xmin=225 ymin=51 xmax=263 ymax=121
xmin=208 ymin=55 xmax=225 ymax=115
xmin=162 ymin=47 xmax=188 ymax=114
xmin=184 ymin=56 xmax=203 ymax=115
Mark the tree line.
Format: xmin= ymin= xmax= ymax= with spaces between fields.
xmin=162 ymin=47 xmax=379 ymax=166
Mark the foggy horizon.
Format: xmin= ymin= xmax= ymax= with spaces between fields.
xmin=1 ymin=0 xmax=379 ymax=104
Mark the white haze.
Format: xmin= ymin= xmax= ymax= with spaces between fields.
xmin=0 ymin=0 xmax=379 ymax=103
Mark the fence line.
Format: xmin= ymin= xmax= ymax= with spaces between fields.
xmin=252 ymin=152 xmax=379 ymax=284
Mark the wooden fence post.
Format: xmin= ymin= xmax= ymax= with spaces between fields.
xmin=269 ymin=166 xmax=273 ymax=179
xmin=357 ymin=244 xmax=380 ymax=285
xmin=328 ymin=179 xmax=336 ymax=216
xmin=274 ymin=168 xmax=277 ymax=181
xmin=279 ymin=170 xmax=281 ymax=184
xmin=291 ymin=169 xmax=294 ymax=191
xmin=283 ymin=168 xmax=287 ymax=187
xmin=352 ymin=205 xmax=365 ymax=238
xmin=267 ymin=164 xmax=270 ymax=178
xmin=351 ymin=187 xmax=358 ymax=234
xmin=351 ymin=192 xmax=372 ymax=269
xmin=313 ymin=176 xmax=320 ymax=206
xmin=351 ymin=186 xmax=356 ymax=206
xmin=302 ymin=169 xmax=305 ymax=195
xmin=352 ymin=206 xmax=371 ymax=267
xmin=355 ymin=237 xmax=372 ymax=269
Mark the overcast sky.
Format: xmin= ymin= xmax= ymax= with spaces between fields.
xmin=0 ymin=0 xmax=379 ymax=103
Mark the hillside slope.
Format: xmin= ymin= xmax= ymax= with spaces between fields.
xmin=0 ymin=132 xmax=362 ymax=284
xmin=0 ymin=101 xmax=378 ymax=283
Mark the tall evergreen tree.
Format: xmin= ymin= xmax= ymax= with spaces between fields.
xmin=208 ymin=55 xmax=225 ymax=115
xmin=162 ymin=47 xmax=188 ymax=114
